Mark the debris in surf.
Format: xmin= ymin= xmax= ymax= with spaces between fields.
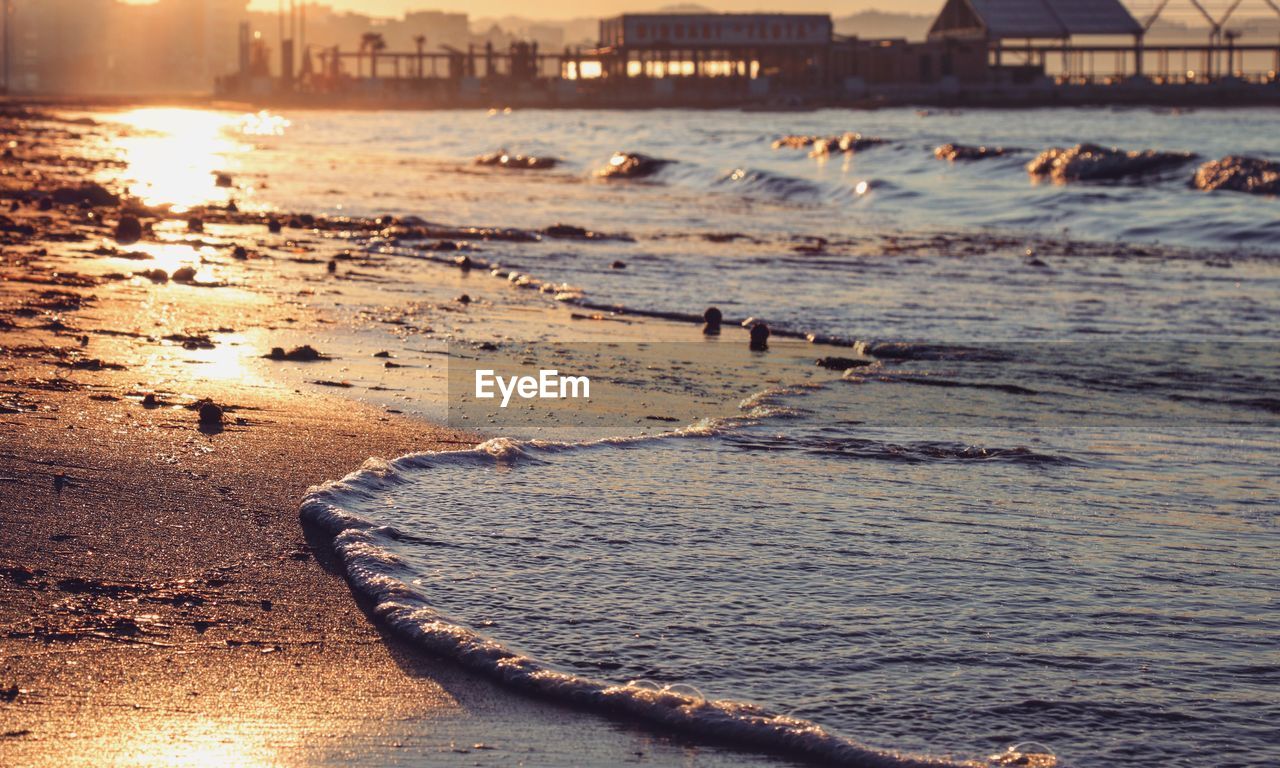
xmin=934 ymin=143 xmax=1012 ymax=161
xmin=1192 ymin=155 xmax=1280 ymax=195
xmin=475 ymin=149 xmax=559 ymax=170
xmin=772 ymin=133 xmax=889 ymax=156
xmin=1027 ymin=144 xmax=1195 ymax=182
xmin=816 ymin=356 xmax=873 ymax=371
xmin=598 ymin=152 xmax=671 ymax=179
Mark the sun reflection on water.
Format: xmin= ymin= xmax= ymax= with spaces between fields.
xmin=105 ymin=108 xmax=288 ymax=213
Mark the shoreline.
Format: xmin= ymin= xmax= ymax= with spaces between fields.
xmin=0 ymin=106 xmax=802 ymax=767
xmin=5 ymin=102 xmax=1275 ymax=767
xmin=6 ymin=91 xmax=1280 ymax=114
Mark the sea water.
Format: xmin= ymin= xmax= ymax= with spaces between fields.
xmin=108 ymin=106 xmax=1280 ymax=766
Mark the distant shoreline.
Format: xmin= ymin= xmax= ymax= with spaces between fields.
xmin=6 ymin=84 xmax=1280 ymax=113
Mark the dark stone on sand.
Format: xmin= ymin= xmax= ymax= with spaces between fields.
xmin=232 ymin=245 xmax=249 ymax=260
xmin=935 ymin=143 xmax=1010 ymax=162
xmin=0 ymin=215 xmax=35 ymax=236
xmin=266 ymin=345 xmax=327 ymax=362
xmin=37 ymin=197 xmax=53 ymax=211
xmin=52 ymin=183 xmax=118 ymax=208
xmin=1027 ymin=144 xmax=1195 ymax=182
xmin=1192 ymin=156 xmax=1280 ymax=196
xmin=475 ymin=149 xmax=559 ymax=170
xmin=187 ymin=217 xmax=204 ymax=233
xmin=215 ymin=173 xmax=233 ymax=188
xmin=749 ymin=322 xmax=770 ymax=352
xmin=197 ymin=400 xmax=224 ymax=427
xmin=599 ymin=152 xmax=671 ymax=179
xmin=456 ymin=255 xmax=473 ymax=271
xmin=266 ymin=218 xmax=282 ymax=234
xmin=139 ymin=268 xmax=168 ymax=283
xmin=793 ymin=237 xmax=827 ymax=254
xmin=114 ymin=215 xmax=143 ymax=245
xmin=456 ymin=294 xmax=472 ymax=304
xmin=226 ymin=200 xmax=238 ymax=213
xmin=611 ymin=260 xmax=626 ymax=270
xmin=373 ymin=350 xmax=392 ymax=358
xmin=816 ymin=356 xmax=873 ymax=371
xmin=141 ymin=393 xmax=159 ymax=408
xmin=703 ymin=307 xmax=722 ymax=336
xmin=544 ymin=223 xmax=589 ymax=238
xmin=477 ymin=341 xmax=499 ymax=351
xmin=327 ymin=260 xmax=337 ymax=273
xmin=171 ymin=266 xmax=198 ymax=283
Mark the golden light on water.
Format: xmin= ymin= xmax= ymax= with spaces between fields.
xmin=106 ymin=108 xmax=289 ymax=212
xmin=107 ymin=108 xmax=244 ymax=212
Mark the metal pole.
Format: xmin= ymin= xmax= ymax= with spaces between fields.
xmin=2 ymin=0 xmax=10 ymax=95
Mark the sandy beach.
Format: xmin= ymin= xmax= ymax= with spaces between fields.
xmin=0 ymin=106 xmax=795 ymax=767
xmin=4 ymin=98 xmax=1277 ymax=768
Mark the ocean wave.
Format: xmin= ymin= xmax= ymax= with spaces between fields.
xmin=715 ymin=167 xmax=829 ymax=202
xmin=724 ymin=432 xmax=1077 ymax=466
xmin=301 ymin=421 xmax=988 ymax=768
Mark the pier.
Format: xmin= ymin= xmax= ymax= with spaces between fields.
xmin=215 ymin=1 xmax=1280 ymax=108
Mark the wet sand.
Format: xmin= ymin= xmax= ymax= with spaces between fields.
xmin=0 ymin=107 xmax=791 ymax=766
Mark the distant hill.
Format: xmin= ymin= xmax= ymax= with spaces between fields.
xmin=834 ymin=10 xmax=933 ymax=41
xmin=653 ymin=3 xmax=718 ymax=13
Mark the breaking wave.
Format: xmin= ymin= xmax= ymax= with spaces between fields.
xmin=300 ymin=431 xmax=978 ymax=768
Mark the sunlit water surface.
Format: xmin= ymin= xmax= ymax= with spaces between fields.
xmin=98 ymin=107 xmax=1280 ymax=767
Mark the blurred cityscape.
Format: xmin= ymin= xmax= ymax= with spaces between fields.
xmin=4 ymin=0 xmax=1278 ymax=95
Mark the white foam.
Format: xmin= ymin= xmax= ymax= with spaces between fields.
xmin=300 ymin=435 xmax=981 ymax=768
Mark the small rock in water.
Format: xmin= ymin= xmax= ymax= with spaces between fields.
xmin=544 ymin=223 xmax=589 ymax=238
xmin=1192 ymin=155 xmax=1280 ymax=195
xmin=935 ymin=143 xmax=1010 ymax=162
xmin=475 ymin=149 xmax=559 ymax=170
xmin=1027 ymin=144 xmax=1194 ymax=182
xmin=611 ymin=260 xmax=627 ymax=270
xmin=599 ymin=152 xmax=670 ymax=179
xmin=749 ymin=322 xmax=770 ymax=352
xmin=703 ymin=306 xmax=722 ymax=335
xmin=816 ymin=356 xmax=872 ymax=371
xmin=114 ymin=216 xmax=143 ymax=245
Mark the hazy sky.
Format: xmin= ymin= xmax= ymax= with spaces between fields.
xmin=238 ymin=0 xmax=943 ymax=20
